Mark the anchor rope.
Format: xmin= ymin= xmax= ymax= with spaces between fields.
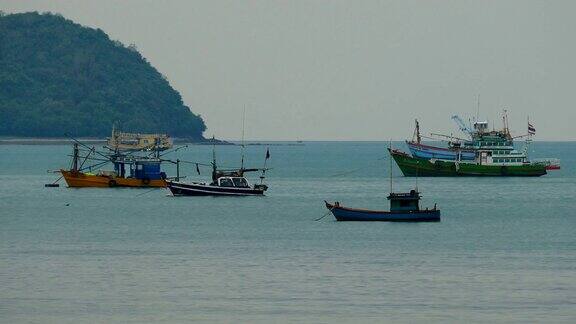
xmin=315 ymin=205 xmax=336 ymax=221
xmin=135 ymin=187 xmax=161 ymax=197
xmin=327 ymin=156 xmax=386 ymax=177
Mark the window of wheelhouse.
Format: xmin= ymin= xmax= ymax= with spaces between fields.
xmin=232 ymin=177 xmax=249 ymax=188
xmin=219 ymin=178 xmax=234 ymax=187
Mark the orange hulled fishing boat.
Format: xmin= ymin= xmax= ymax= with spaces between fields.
xmin=59 ymin=141 xmax=170 ymax=188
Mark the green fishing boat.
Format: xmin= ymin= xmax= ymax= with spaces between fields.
xmin=389 ymin=149 xmax=546 ymax=177
xmin=394 ymin=111 xmax=550 ymax=177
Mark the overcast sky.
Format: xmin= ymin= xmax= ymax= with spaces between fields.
xmin=2 ymin=0 xmax=575 ymax=140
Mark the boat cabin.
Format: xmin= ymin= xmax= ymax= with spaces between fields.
xmin=473 ymin=121 xmax=489 ymax=134
xmin=387 ymin=190 xmax=421 ymax=212
xmin=213 ymin=176 xmax=251 ymax=188
xmin=113 ymin=160 xmax=166 ymax=180
xmin=476 ymin=149 xmax=527 ymax=166
xmin=132 ymin=160 xmax=165 ymax=180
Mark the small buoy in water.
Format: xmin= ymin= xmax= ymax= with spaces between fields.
xmin=65 ymin=203 xmax=70 ymax=206
xmin=45 ymin=183 xmax=60 ymax=187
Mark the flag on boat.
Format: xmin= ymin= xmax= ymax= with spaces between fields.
xmin=265 ymin=148 xmax=270 ymax=160
xmin=528 ymin=122 xmax=536 ymax=135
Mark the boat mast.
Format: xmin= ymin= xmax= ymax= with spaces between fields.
xmin=502 ymin=109 xmax=507 ymax=133
xmin=240 ymin=105 xmax=246 ymax=170
xmin=211 ymin=135 xmax=217 ymax=181
xmin=502 ymin=109 xmax=512 ymax=139
xmin=154 ymin=136 xmax=160 ymax=159
xmin=72 ymin=142 xmax=79 ymax=172
xmin=112 ymin=122 xmax=120 ymax=154
xmin=527 ymin=115 xmax=532 ymax=140
xmin=525 ymin=115 xmax=532 ymax=160
xmin=260 ymin=148 xmax=269 ymax=185
xmin=476 ymin=94 xmax=480 ymax=122
xmin=413 ymin=119 xmax=421 ymax=144
xmin=389 ymin=140 xmax=393 ymax=193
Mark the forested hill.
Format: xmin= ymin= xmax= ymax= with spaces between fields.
xmin=0 ymin=12 xmax=206 ymax=139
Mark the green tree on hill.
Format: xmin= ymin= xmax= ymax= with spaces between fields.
xmin=0 ymin=12 xmax=206 ymax=139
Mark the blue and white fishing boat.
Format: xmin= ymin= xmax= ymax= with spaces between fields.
xmin=407 ymin=141 xmax=476 ymax=161
xmin=407 ymin=120 xmax=475 ymax=161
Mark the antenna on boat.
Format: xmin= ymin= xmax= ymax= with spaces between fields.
xmin=211 ymin=135 xmax=217 ymax=179
xmin=240 ymin=105 xmax=246 ymax=170
xmin=389 ymin=140 xmax=393 ymax=193
xmin=476 ymin=94 xmax=480 ymax=122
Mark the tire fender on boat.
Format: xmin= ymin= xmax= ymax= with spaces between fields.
xmin=434 ymin=160 xmax=442 ymax=169
xmin=108 ymin=179 xmax=117 ymax=187
xmin=142 ymin=178 xmax=150 ymax=185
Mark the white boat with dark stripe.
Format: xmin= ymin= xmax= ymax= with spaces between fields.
xmin=167 ymin=176 xmax=267 ymax=196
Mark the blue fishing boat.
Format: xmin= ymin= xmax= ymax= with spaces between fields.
xmin=407 ymin=141 xmax=476 ymax=161
xmin=325 ymin=190 xmax=440 ymax=222
xmin=324 ymin=142 xmax=440 ymax=222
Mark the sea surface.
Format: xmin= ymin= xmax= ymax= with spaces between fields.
xmin=1 ymin=142 xmax=575 ymax=323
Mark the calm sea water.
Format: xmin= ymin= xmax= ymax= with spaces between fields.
xmin=1 ymin=142 xmax=575 ymax=323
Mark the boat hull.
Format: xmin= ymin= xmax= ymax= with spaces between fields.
xmin=390 ymin=150 xmax=547 ymax=177
xmin=407 ymin=141 xmax=475 ymax=161
xmin=60 ymin=170 xmax=166 ymax=188
xmin=325 ymin=202 xmax=440 ymax=222
xmin=166 ymin=181 xmax=266 ymax=196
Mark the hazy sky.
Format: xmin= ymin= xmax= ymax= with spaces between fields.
xmin=2 ymin=0 xmax=575 ymax=140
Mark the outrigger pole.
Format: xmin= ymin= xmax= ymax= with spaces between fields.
xmin=155 ymin=144 xmax=188 ymax=159
xmin=64 ymin=133 xmax=114 ymax=161
xmin=430 ymin=133 xmax=468 ymax=142
xmin=45 ymin=137 xmax=104 ymax=187
xmin=65 ymin=134 xmax=132 ymax=173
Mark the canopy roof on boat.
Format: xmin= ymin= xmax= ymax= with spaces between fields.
xmin=387 ymin=190 xmax=421 ymax=201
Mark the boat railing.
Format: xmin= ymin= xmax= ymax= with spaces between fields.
xmin=532 ymin=158 xmax=561 ymax=165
